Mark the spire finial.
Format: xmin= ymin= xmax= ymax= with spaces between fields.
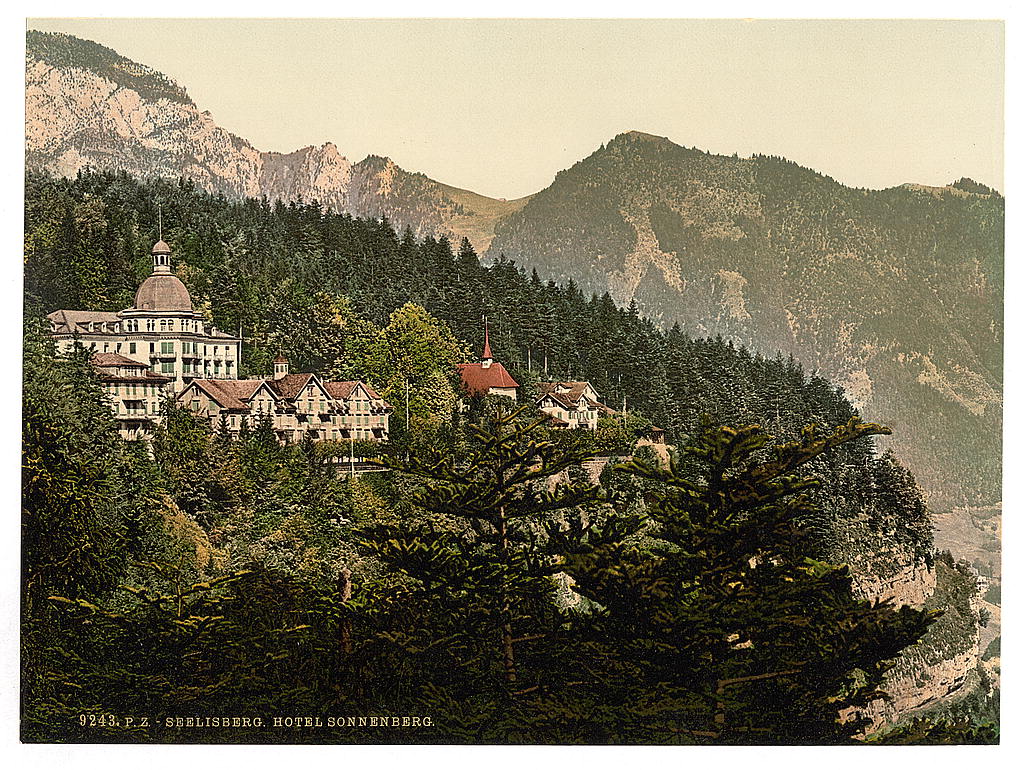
xmin=158 ymin=205 xmax=163 ymax=241
xmin=482 ymin=316 xmax=493 ymax=361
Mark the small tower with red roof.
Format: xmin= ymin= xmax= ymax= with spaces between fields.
xmin=457 ymin=319 xmax=519 ymax=400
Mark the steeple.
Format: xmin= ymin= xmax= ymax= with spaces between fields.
xmin=481 ymin=318 xmax=493 ymax=369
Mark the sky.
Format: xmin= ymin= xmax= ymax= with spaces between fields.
xmin=25 ymin=17 xmax=1005 ymax=206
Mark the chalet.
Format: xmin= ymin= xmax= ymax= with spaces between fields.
xmin=177 ymin=355 xmax=391 ymax=444
xmin=457 ymin=325 xmax=519 ymax=400
xmin=92 ymin=352 xmax=173 ymax=440
xmin=535 ymin=381 xmax=613 ymax=431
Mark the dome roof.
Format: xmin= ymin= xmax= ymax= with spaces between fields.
xmin=134 ymin=273 xmax=193 ymax=312
xmin=152 ymin=239 xmax=171 ymax=254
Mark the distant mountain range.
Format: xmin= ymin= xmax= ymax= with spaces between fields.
xmin=24 ymin=30 xmax=1003 ymax=512
xmin=24 ymin=31 xmax=530 ymax=252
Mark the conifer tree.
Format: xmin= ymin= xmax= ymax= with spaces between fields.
xmin=355 ymin=405 xmax=605 ymax=730
xmin=552 ymin=417 xmax=937 ymax=743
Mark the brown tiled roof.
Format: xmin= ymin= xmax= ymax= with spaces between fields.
xmin=266 ymin=373 xmax=317 ymax=400
xmin=537 ymin=389 xmax=611 ymax=414
xmin=98 ymin=370 xmax=171 ymax=384
xmin=188 ymin=379 xmax=268 ymax=410
xmin=91 ymin=352 xmax=171 ymax=383
xmin=458 ymin=362 xmax=520 ymax=396
xmin=538 ymin=391 xmax=577 ymax=410
xmin=324 ymin=380 xmax=359 ymax=400
xmin=325 ymin=380 xmax=392 ymax=409
xmin=92 ymin=352 xmax=147 ymax=368
xmin=48 ymin=309 xmax=121 ymax=334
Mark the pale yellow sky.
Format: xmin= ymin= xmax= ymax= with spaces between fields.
xmin=27 ymin=18 xmax=1004 ymax=198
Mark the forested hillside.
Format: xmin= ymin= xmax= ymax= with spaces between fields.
xmin=22 ymin=169 xmax=995 ymax=743
xmin=489 ymin=131 xmax=1003 ymax=510
xmin=24 ymin=170 xmax=924 ymax=459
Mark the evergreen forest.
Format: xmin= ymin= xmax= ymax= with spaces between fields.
xmin=21 ymin=170 xmax=996 ymax=744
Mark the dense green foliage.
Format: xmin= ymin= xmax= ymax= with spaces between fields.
xmin=20 ymin=342 xmax=938 ymax=743
xmin=22 ymin=169 xmax=989 ymax=744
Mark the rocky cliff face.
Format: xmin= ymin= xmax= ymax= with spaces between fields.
xmin=846 ymin=556 xmax=985 ymax=732
xmin=853 ymin=557 xmax=936 ymax=609
xmin=25 ymin=31 xmax=525 ymax=246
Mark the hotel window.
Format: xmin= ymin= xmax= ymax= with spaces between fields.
xmin=161 ymin=362 xmax=174 ymax=374
xmin=129 ymin=342 xmax=136 ymax=354
xmin=161 ymin=341 xmax=174 ymax=354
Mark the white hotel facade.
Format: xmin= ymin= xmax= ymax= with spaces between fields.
xmin=48 ymin=239 xmax=242 ymax=389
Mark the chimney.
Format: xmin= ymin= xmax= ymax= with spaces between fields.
xmin=273 ymin=354 xmax=289 ymax=380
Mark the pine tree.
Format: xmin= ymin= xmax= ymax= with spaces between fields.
xmin=553 ymin=417 xmax=937 ymax=743
xmin=354 ymin=405 xmax=605 ymax=734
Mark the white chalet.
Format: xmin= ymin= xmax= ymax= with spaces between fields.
xmin=535 ymin=381 xmax=613 ymax=431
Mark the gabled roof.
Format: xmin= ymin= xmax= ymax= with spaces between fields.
xmin=266 ymin=372 xmax=330 ymax=400
xmin=458 ymin=362 xmax=520 ymax=396
xmin=48 ymin=309 xmax=120 ymax=334
xmin=184 ymin=379 xmax=270 ymax=411
xmin=537 ymin=384 xmax=612 ymax=414
xmin=325 ymin=380 xmax=391 ymax=408
xmin=324 ymin=380 xmax=359 ymax=400
xmin=538 ymin=391 xmax=576 ymax=410
xmin=537 ymin=381 xmax=598 ymax=403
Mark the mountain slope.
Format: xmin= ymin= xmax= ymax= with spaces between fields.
xmin=24 ymin=30 xmax=523 ymax=247
xmin=24 ymin=33 xmax=1003 ymax=511
xmin=488 ymin=131 xmax=1003 ymax=510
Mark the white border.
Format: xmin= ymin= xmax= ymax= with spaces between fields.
xmin=2 ymin=3 xmax=1017 ymax=768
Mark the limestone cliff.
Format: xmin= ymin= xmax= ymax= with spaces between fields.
xmin=849 ymin=556 xmax=985 ymax=732
xmin=25 ymin=31 xmax=525 ymax=247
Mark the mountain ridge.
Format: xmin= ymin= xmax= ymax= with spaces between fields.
xmin=24 ymin=30 xmax=1003 ymax=513
xmin=24 ymin=30 xmax=525 ymax=249
xmin=486 ymin=130 xmax=1003 ymax=511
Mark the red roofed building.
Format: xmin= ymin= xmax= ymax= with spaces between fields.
xmin=457 ymin=323 xmax=519 ymax=401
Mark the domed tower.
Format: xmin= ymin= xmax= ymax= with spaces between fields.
xmin=133 ymin=240 xmax=194 ymax=312
xmin=116 ymin=239 xmax=242 ymax=389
